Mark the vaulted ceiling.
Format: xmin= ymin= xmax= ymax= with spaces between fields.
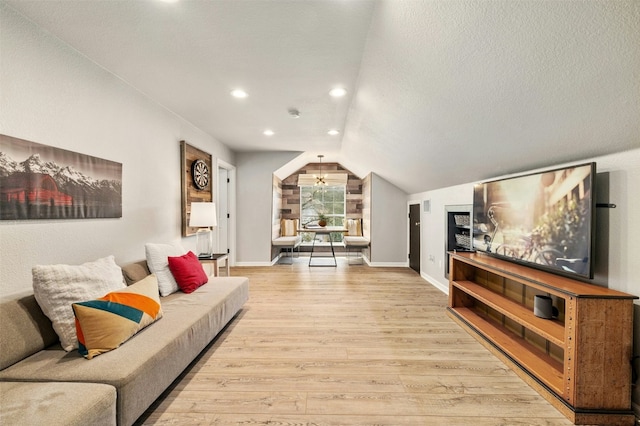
xmin=5 ymin=0 xmax=639 ymax=194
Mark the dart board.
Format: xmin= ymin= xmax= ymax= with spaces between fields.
xmin=191 ymin=159 xmax=209 ymax=190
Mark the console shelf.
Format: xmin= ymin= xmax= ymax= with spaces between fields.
xmin=452 ymin=280 xmax=565 ymax=346
xmin=447 ymin=252 xmax=637 ymax=425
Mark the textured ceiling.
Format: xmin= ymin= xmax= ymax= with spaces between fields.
xmin=4 ymin=0 xmax=640 ymax=194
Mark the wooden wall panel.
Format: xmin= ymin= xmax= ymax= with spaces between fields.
xmin=280 ymin=163 xmax=364 ymax=221
xmin=180 ymin=141 xmax=213 ymax=236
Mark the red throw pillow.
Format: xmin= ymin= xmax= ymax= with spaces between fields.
xmin=167 ymin=251 xmax=208 ymax=294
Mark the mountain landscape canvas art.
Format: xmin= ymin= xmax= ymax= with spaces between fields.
xmin=0 ymin=134 xmax=122 ymax=220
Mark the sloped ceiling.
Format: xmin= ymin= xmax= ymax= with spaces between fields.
xmin=4 ymin=0 xmax=639 ymax=194
xmin=341 ymin=0 xmax=640 ymax=192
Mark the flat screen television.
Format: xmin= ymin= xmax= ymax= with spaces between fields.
xmin=472 ymin=162 xmax=596 ymax=279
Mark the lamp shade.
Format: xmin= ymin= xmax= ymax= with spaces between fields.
xmin=189 ymin=202 xmax=217 ymax=228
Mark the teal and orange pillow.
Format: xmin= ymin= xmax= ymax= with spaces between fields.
xmin=72 ymin=274 xmax=163 ymax=360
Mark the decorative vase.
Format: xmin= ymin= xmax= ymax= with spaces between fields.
xmin=318 ymin=219 xmax=327 ymax=227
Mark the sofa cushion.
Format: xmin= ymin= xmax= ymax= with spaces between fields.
xmin=121 ymin=260 xmax=151 ymax=285
xmin=145 ymin=243 xmax=186 ymax=296
xmin=0 ymin=294 xmax=58 ymax=370
xmin=0 ymin=381 xmax=116 ymax=426
xmin=343 ymin=235 xmax=370 ymax=247
xmin=73 ymin=274 xmax=163 ymax=359
xmin=167 ymin=251 xmax=208 ymax=294
xmin=32 ymin=255 xmax=126 ymax=351
xmin=272 ymin=235 xmax=302 ymax=247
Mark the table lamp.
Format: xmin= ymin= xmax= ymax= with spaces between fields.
xmin=188 ymin=202 xmax=217 ymax=256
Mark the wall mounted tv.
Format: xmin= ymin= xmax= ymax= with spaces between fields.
xmin=472 ymin=162 xmax=596 ymax=279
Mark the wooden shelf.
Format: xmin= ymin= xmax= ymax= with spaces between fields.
xmin=450 ymin=306 xmax=564 ymax=395
xmin=452 ymin=251 xmax=634 ymax=298
xmin=451 ymin=280 xmax=565 ymax=346
xmin=447 ymin=251 xmax=637 ymax=425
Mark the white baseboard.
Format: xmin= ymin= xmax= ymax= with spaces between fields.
xmin=366 ymin=261 xmax=408 ymax=267
xmin=234 ymin=261 xmax=275 ymax=267
xmin=271 ymin=252 xmax=303 ymax=265
xmin=421 ymin=271 xmax=449 ymax=295
xmin=348 ymin=255 xmax=371 ymax=266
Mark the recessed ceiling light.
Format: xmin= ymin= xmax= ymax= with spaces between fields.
xmin=329 ymin=87 xmax=347 ymax=98
xmin=231 ymin=89 xmax=248 ymax=98
xmin=263 ymin=129 xmax=274 ymax=136
xmin=328 ymin=129 xmax=340 ymax=136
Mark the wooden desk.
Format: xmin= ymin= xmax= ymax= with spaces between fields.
xmin=198 ymin=253 xmax=230 ymax=277
xmin=298 ymin=227 xmax=347 ymax=267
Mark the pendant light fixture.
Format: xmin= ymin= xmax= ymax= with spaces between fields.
xmin=315 ymin=155 xmax=326 ymax=186
xmin=297 ymin=155 xmax=348 ymax=187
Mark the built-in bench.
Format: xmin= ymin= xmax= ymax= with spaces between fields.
xmin=272 ymin=219 xmax=301 ymax=264
xmin=272 ymin=218 xmax=369 ymax=264
xmin=343 ymin=218 xmax=369 ymax=264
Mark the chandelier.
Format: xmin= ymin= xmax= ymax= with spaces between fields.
xmin=315 ymin=155 xmax=326 ymax=186
xmin=297 ymin=155 xmax=348 ymax=186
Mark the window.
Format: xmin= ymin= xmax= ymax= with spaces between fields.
xmin=300 ymin=185 xmax=345 ymax=242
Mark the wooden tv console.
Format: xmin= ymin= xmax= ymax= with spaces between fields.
xmin=446 ymin=251 xmax=637 ymax=425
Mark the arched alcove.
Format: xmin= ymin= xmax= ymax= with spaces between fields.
xmin=271 ymin=161 xmax=370 ymax=259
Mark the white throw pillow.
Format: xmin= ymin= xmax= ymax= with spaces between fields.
xmin=32 ymin=255 xmax=126 ymax=351
xmin=145 ymin=243 xmax=187 ymax=296
xmin=346 ymin=219 xmax=362 ymax=236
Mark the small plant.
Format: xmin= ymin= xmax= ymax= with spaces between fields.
xmin=317 ymin=212 xmax=327 ymax=227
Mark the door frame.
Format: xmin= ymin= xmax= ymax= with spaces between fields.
xmin=217 ymin=159 xmax=236 ymax=266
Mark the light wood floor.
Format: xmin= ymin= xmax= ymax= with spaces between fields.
xmin=137 ymin=258 xmax=573 ymax=425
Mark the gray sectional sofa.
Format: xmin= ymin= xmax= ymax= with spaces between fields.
xmin=0 ymin=260 xmax=249 ymax=426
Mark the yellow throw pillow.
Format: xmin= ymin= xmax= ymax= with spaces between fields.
xmin=72 ymin=274 xmax=163 ymax=360
xmin=281 ymin=219 xmax=298 ymax=236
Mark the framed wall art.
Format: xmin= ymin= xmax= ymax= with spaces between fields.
xmin=180 ymin=140 xmax=213 ymax=236
xmin=0 ymin=134 xmax=122 ymax=220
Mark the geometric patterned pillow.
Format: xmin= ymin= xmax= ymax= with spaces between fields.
xmin=72 ymin=274 xmax=163 ymax=359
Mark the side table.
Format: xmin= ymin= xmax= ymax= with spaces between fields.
xmin=197 ymin=253 xmax=230 ymax=277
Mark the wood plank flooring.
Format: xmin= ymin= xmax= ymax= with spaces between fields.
xmin=137 ymin=258 xmax=573 ymax=425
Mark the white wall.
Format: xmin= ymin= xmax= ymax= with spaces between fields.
xmin=235 ymin=151 xmax=300 ymax=265
xmin=370 ymin=173 xmax=408 ymax=265
xmin=0 ymin=5 xmax=234 ymax=297
xmin=410 ymin=149 xmax=640 ymax=296
xmin=408 ymin=183 xmax=469 ymax=292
